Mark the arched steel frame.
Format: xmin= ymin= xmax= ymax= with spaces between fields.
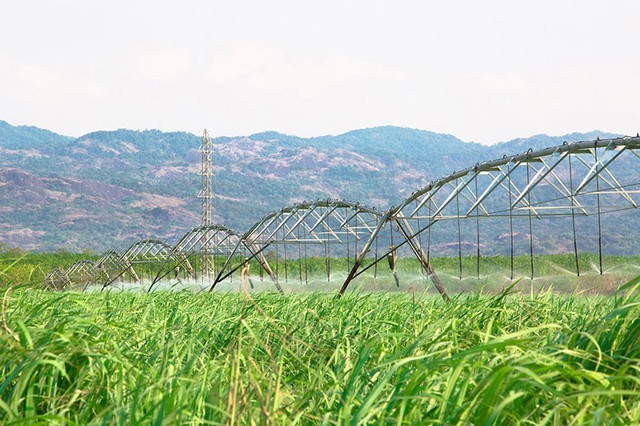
xmin=338 ymin=135 xmax=640 ymax=298
xmin=209 ymin=199 xmax=384 ymax=292
xmin=46 ymin=135 xmax=640 ymax=298
xmin=100 ymin=239 xmax=193 ymax=290
xmin=65 ymin=260 xmax=106 ymax=288
xmin=95 ymin=250 xmax=123 ymax=271
xmin=90 ymin=250 xmax=137 ymax=287
xmin=146 ymin=225 xmax=280 ymax=292
xmin=44 ymin=252 xmax=127 ymax=290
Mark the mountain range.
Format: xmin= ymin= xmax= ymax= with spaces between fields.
xmin=0 ymin=119 xmax=625 ymax=253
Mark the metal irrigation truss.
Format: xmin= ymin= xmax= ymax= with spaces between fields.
xmin=147 ymin=224 xmax=282 ymax=293
xmin=45 ymin=135 xmax=640 ymax=298
xmin=98 ymin=239 xmax=196 ymax=290
xmin=44 ymin=267 xmax=71 ymax=290
xmin=212 ymin=200 xmax=383 ymax=292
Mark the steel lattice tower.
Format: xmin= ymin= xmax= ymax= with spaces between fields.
xmin=198 ymin=129 xmax=214 ymax=279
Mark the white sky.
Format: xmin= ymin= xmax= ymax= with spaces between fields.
xmin=0 ymin=0 xmax=638 ymax=144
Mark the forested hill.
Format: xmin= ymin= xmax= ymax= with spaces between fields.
xmin=0 ymin=119 xmax=622 ymax=251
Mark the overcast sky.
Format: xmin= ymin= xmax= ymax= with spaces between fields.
xmin=1 ymin=1 xmax=638 ymax=144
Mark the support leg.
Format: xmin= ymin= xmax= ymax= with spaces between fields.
xmin=338 ymin=211 xmax=391 ymax=297
xmin=395 ymin=214 xmax=450 ymax=301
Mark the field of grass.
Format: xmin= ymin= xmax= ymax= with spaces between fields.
xmin=2 ymin=277 xmax=640 ymax=424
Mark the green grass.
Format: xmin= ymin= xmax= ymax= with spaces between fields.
xmin=2 ymin=278 xmax=640 ymax=424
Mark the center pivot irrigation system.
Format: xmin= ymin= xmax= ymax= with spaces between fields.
xmin=45 ymin=134 xmax=640 ymax=298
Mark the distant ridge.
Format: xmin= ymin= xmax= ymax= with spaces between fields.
xmin=0 ymin=118 xmax=624 ymax=251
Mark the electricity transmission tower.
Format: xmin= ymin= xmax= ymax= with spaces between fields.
xmin=198 ymin=129 xmax=214 ymax=279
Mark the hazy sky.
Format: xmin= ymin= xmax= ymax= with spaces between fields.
xmin=1 ymin=1 xmax=638 ymax=144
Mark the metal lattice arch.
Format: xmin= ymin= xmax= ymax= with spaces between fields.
xmin=207 ymin=199 xmax=386 ymax=292
xmin=44 ymin=134 xmax=640 ymax=296
xmin=92 ymin=250 xmax=136 ymax=286
xmin=44 ymin=257 xmax=115 ymax=290
xmin=101 ymin=239 xmax=194 ymax=289
xmin=66 ymin=260 xmax=106 ymax=288
xmin=95 ymin=250 xmax=124 ymax=271
xmin=44 ymin=267 xmax=71 ymax=290
xmin=147 ymin=225 xmax=279 ymax=292
xmin=337 ymin=135 xmax=640 ymax=297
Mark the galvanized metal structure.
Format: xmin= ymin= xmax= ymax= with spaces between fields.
xmin=209 ymin=200 xmax=384 ymax=291
xmin=99 ymin=239 xmax=194 ymax=290
xmin=44 ymin=267 xmax=71 ymax=290
xmin=337 ymin=135 xmax=640 ymax=297
xmin=198 ymin=129 xmax=215 ymax=279
xmin=46 ymin=135 xmax=640 ymax=297
xmin=147 ymin=224 xmax=280 ymax=292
